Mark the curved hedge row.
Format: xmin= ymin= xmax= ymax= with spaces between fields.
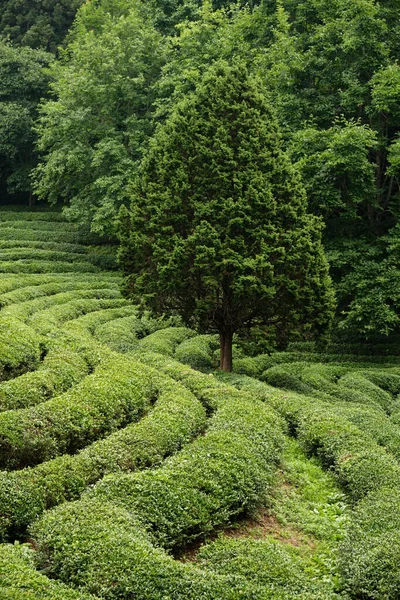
xmin=0 ymin=346 xmax=89 ymax=411
xmin=28 ymin=298 xmax=128 ymax=334
xmin=64 ymin=306 xmax=138 ymax=336
xmin=0 ymin=277 xmax=120 ymax=308
xmin=175 ymin=334 xmax=219 ymax=370
xmin=0 ymin=373 xmax=206 ymax=541
xmin=0 ymin=219 xmax=79 ymax=232
xmin=0 ymin=260 xmax=103 ymax=274
xmin=220 ymin=374 xmax=400 ymax=598
xmin=0 ymin=209 xmax=66 ymax=222
xmin=0 ymin=317 xmax=42 ymax=381
xmin=138 ymin=326 xmax=196 ymax=355
xmin=2 ymin=289 xmax=122 ymax=322
xmin=30 ymin=376 xmax=285 ymax=599
xmin=0 ymin=544 xmax=98 ymax=599
xmin=0 ymin=272 xmax=119 ymax=297
xmin=340 ymin=487 xmax=400 ymax=598
xmin=0 ymin=354 xmax=158 ymax=469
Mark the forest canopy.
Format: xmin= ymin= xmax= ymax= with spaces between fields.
xmin=1 ymin=0 xmax=400 ymax=345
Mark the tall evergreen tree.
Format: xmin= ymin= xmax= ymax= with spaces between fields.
xmin=119 ymin=62 xmax=334 ymax=370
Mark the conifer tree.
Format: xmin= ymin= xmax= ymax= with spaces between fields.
xmin=118 ymin=62 xmax=335 ymax=371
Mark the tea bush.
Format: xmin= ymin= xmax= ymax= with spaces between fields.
xmin=0 ymin=375 xmax=206 ymax=540
xmin=0 ymin=317 xmax=42 ymax=381
xmin=138 ymin=326 xmax=196 ymax=355
xmin=0 ymin=347 xmax=89 ymax=410
xmin=175 ymin=334 xmax=219 ymax=370
xmin=0 ymin=543 xmax=99 ymax=599
xmin=0 ymin=355 xmax=158 ymax=469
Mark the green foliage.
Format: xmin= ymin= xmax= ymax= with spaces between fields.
xmin=290 ymin=119 xmax=377 ymax=224
xmin=138 ymin=327 xmax=196 ymax=356
xmin=0 ymin=0 xmax=84 ymax=52
xmin=0 ymin=317 xmax=42 ymax=380
xmin=340 ymin=488 xmax=400 ymax=599
xmin=0 ymin=346 xmax=89 ymax=410
xmin=0 ymin=374 xmax=206 ymax=541
xmin=175 ymin=334 xmax=219 ymax=370
xmin=197 ymin=537 xmax=338 ymax=599
xmin=119 ymin=61 xmax=334 ymax=368
xmin=31 ymin=375 xmax=285 ymax=598
xmin=0 ymin=42 xmax=53 ymax=202
xmin=0 ymin=355 xmax=157 ymax=469
xmin=33 ymin=2 xmax=166 ymax=235
xmin=0 ymin=543 xmax=98 ymax=599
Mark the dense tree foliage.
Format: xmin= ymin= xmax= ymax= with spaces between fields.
xmin=1 ymin=0 xmax=400 ymax=343
xmin=33 ymin=1 xmax=166 ymax=235
xmin=0 ymin=0 xmax=84 ymax=52
xmin=118 ymin=63 xmax=334 ymax=369
xmin=0 ymin=41 xmax=53 ymax=204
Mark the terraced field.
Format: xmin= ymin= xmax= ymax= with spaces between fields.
xmin=1 ymin=207 xmax=400 ymax=599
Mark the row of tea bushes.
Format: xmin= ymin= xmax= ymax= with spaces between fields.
xmin=175 ymin=334 xmax=219 ymax=370
xmin=0 ymin=259 xmax=103 ymax=274
xmin=0 ymin=248 xmax=98 ymax=263
xmin=196 ymin=537 xmax=338 ymax=599
xmin=0 ymin=544 xmax=98 ymax=600
xmin=221 ymin=374 xmax=400 ymax=598
xmin=28 ymin=500 xmax=338 ymax=600
xmin=28 ymin=298 xmax=128 ymax=334
xmin=233 ymin=352 xmax=400 ymax=380
xmin=0 ymin=272 xmax=118 ymax=298
xmin=0 ymin=373 xmax=206 ymax=541
xmin=0 ymin=354 xmax=158 ymax=469
xmin=2 ymin=288 xmax=122 ymax=322
xmin=0 ymin=209 xmax=66 ymax=221
xmin=0 ymin=227 xmax=87 ymax=244
xmin=0 ymin=275 xmax=120 ymax=308
xmin=0 ymin=345 xmax=89 ymax=411
xmin=64 ymin=306 xmax=138 ymax=337
xmin=0 ymin=317 xmax=42 ymax=381
xmin=93 ymin=315 xmax=191 ymax=354
xmin=262 ymin=363 xmax=393 ymax=412
xmin=30 ymin=375 xmax=286 ymax=599
xmin=0 ymin=220 xmax=79 ymax=232
xmin=340 ymin=487 xmax=400 ymax=598
xmin=138 ymin=326 xmax=196 ymax=355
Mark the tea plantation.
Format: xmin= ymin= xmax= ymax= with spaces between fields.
xmin=1 ymin=207 xmax=400 ymax=599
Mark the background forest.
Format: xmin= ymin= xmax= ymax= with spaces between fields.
xmin=1 ymin=0 xmax=400 ymax=347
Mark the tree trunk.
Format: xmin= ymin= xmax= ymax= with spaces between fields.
xmin=219 ymin=330 xmax=233 ymax=372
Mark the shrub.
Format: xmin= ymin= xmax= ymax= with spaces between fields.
xmin=31 ymin=372 xmax=285 ymax=599
xmin=0 ymin=220 xmax=78 ymax=232
xmin=337 ymin=372 xmax=392 ymax=411
xmin=262 ymin=365 xmax=314 ymax=394
xmin=32 ymin=499 xmax=247 ymax=600
xmin=28 ymin=298 xmax=128 ymax=334
xmin=0 ymin=276 xmax=119 ymax=307
xmin=0 ymin=317 xmax=42 ymax=381
xmin=340 ymin=487 xmax=400 ymax=599
xmin=0 ymin=260 xmax=102 ymax=274
xmin=0 ymin=376 xmax=206 ymax=540
xmin=87 ymin=389 xmax=284 ymax=550
xmin=197 ymin=537 xmax=337 ymax=598
xmin=93 ymin=313 xmax=166 ymax=352
xmin=2 ymin=288 xmax=122 ymax=322
xmin=0 ymin=355 xmax=158 ymax=469
xmin=359 ymin=369 xmax=400 ymax=396
xmin=0 ymin=543 xmax=98 ymax=599
xmin=175 ymin=334 xmax=219 ymax=370
xmin=0 ymin=347 xmax=89 ymax=410
xmin=138 ymin=327 xmax=196 ymax=355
